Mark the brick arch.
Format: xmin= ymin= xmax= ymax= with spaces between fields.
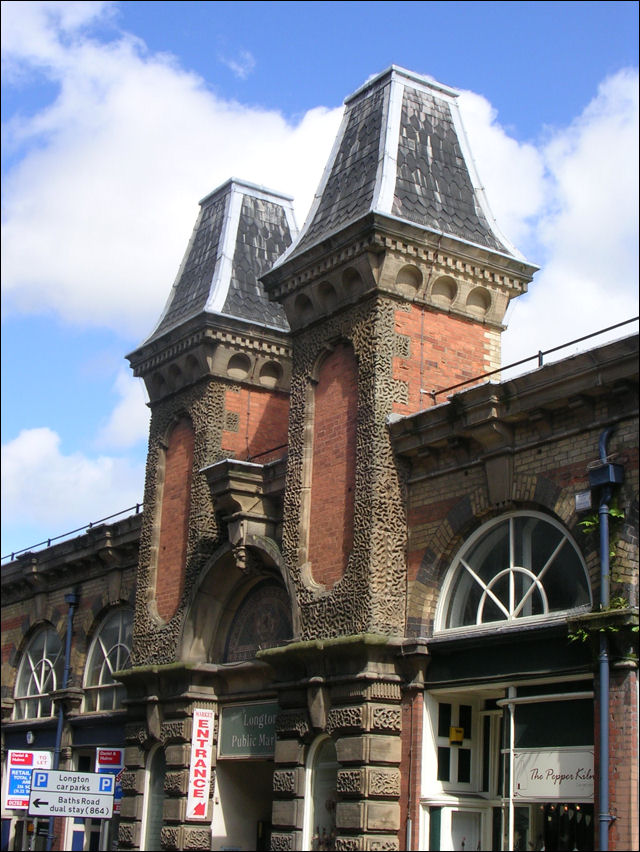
xmin=153 ymin=416 xmax=195 ymax=622
xmin=407 ymin=478 xmax=593 ymax=637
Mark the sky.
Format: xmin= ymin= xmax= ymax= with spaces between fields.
xmin=1 ymin=0 xmax=638 ymax=561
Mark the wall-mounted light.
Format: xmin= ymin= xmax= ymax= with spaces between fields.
xmin=26 ymin=731 xmax=35 ymax=745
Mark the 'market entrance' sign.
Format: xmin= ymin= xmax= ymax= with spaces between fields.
xmin=186 ymin=708 xmax=215 ymax=820
xmin=218 ymin=701 xmax=278 ymax=759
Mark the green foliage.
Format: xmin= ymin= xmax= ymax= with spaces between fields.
xmin=578 ymin=502 xmax=624 ymax=559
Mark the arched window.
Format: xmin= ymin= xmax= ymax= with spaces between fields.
xmin=303 ymin=736 xmax=338 ymax=851
xmin=437 ymin=512 xmax=591 ymax=632
xmin=13 ymin=627 xmax=64 ymax=720
xmin=83 ymin=608 xmax=133 ymax=712
xmin=223 ymin=581 xmax=292 ymax=663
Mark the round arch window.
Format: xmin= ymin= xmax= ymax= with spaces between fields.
xmin=13 ymin=626 xmax=64 ymax=720
xmin=436 ymin=512 xmax=592 ymax=632
xmin=83 ymin=608 xmax=133 ymax=711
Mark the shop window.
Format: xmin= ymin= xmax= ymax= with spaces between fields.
xmin=303 ymin=737 xmax=338 ymax=851
xmin=143 ymin=746 xmax=167 ymax=851
xmin=437 ymin=512 xmax=591 ymax=632
xmin=83 ymin=608 xmax=132 ymax=712
xmin=13 ymin=626 xmax=64 ymax=720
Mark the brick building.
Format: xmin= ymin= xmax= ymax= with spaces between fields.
xmin=2 ymin=66 xmax=638 ymax=852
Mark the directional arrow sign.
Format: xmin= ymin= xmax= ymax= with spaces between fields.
xmin=28 ymin=790 xmax=113 ymax=819
xmin=28 ymin=770 xmax=114 ymax=819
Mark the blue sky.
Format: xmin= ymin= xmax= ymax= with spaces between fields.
xmin=1 ymin=0 xmax=638 ymax=560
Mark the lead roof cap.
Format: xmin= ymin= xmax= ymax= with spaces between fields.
xmin=143 ymin=178 xmax=297 ymax=345
xmin=272 ymin=65 xmax=529 ymax=270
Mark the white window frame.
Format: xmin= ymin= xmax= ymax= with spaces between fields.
xmin=13 ymin=626 xmax=64 ymax=720
xmin=82 ymin=608 xmax=132 ymax=713
xmin=435 ymin=511 xmax=592 ymax=634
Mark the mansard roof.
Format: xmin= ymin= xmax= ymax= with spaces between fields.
xmin=144 ymin=178 xmax=296 ymax=345
xmin=273 ymin=66 xmax=524 ymax=269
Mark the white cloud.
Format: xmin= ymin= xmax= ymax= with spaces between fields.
xmin=1 ymin=427 xmax=144 ymax=553
xmin=95 ymin=370 xmax=150 ymax=449
xmin=1 ymin=1 xmax=343 ymax=337
xmin=457 ymin=90 xmax=548 ymax=251
xmin=218 ymin=49 xmax=256 ymax=80
xmin=500 ymin=68 xmax=639 ymax=367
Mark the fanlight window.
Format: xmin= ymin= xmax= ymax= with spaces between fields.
xmin=14 ymin=627 xmax=63 ymax=720
xmin=437 ymin=512 xmax=591 ymax=631
xmin=84 ymin=608 xmax=132 ymax=711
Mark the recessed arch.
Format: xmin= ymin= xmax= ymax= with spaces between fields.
xmin=227 ymin=352 xmax=252 ymax=380
xmin=431 ymin=275 xmax=457 ymax=307
xmin=466 ymin=286 xmax=491 ymax=316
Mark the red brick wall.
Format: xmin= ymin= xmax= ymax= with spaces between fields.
xmin=222 ymin=387 xmax=289 ymax=462
xmin=156 ymin=418 xmax=194 ymax=621
xmin=596 ymin=667 xmax=639 ymax=851
xmin=393 ymin=305 xmax=491 ymax=415
xmin=308 ymin=343 xmax=358 ymax=587
xmin=399 ymin=690 xmax=424 ymax=850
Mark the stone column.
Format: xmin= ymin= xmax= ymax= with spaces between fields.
xmin=270 ymin=708 xmax=311 ymax=851
xmin=332 ymin=700 xmax=402 ymax=852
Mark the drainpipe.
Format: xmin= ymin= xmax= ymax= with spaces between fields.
xmin=588 ymin=428 xmax=623 ymax=851
xmin=46 ymin=590 xmax=79 ymax=852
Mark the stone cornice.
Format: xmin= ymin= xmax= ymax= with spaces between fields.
xmin=388 ymin=335 xmax=639 ymax=460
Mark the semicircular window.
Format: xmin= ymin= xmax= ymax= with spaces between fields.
xmin=437 ymin=512 xmax=592 ymax=632
xmin=224 ymin=581 xmax=292 ymax=663
xmin=83 ymin=608 xmax=133 ymax=712
xmin=14 ymin=626 xmax=64 ymax=720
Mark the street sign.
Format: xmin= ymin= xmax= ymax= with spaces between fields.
xmin=28 ymin=791 xmax=113 ymax=819
xmin=28 ymin=770 xmax=114 ymax=819
xmin=5 ymin=751 xmax=52 ymax=810
xmin=96 ymin=749 xmax=124 ymax=815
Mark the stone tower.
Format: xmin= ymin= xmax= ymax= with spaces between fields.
xmin=261 ymin=66 xmax=538 ymax=641
xmin=126 ymin=178 xmax=297 ymax=664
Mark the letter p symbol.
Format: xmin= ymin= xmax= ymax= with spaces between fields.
xmin=99 ymin=776 xmax=114 ymax=793
xmin=33 ymin=772 xmax=48 ymax=788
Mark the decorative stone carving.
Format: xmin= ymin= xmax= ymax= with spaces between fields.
xmin=117 ymin=824 xmax=136 ymax=846
xmin=272 ymin=769 xmax=296 ymax=794
xmin=275 ymin=709 xmax=310 ymax=738
xmin=368 ymin=769 xmax=401 ymax=797
xmin=164 ymin=770 xmax=188 ymax=796
xmin=327 ymin=706 xmax=364 ymax=734
xmin=182 ymin=827 xmax=212 ymax=850
xmin=118 ymin=772 xmax=138 ymax=792
xmin=368 ymin=839 xmax=399 ymax=851
xmin=270 ymin=832 xmax=295 ymax=851
xmin=337 ymin=769 xmax=364 ymax=795
xmin=161 ymin=827 xmax=179 ymax=849
xmin=371 ymin=707 xmax=401 ymax=732
xmin=335 ymin=838 xmax=363 ymax=851
xmin=161 ymin=719 xmax=188 ymax=743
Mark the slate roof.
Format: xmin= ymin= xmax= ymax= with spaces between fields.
xmin=145 ymin=179 xmax=296 ymax=344
xmin=275 ymin=66 xmax=523 ymax=268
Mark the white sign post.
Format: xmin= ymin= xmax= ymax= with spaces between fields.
xmin=28 ymin=770 xmax=114 ymax=819
xmin=186 ymin=708 xmax=215 ymax=820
